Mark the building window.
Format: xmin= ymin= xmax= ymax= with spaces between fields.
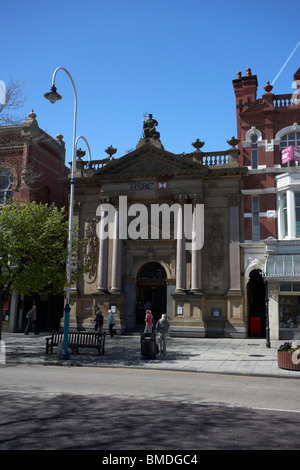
xmin=278 ymin=189 xmax=300 ymax=239
xmin=280 ymin=131 xmax=300 ymax=167
xmin=279 ymin=190 xmax=300 ymax=239
xmin=279 ymin=294 xmax=300 ymax=329
xmin=0 ymin=169 xmax=13 ymax=204
xmin=252 ymin=195 xmax=260 ymax=241
xmin=251 ymin=134 xmax=258 ymax=169
xmin=267 ymin=254 xmax=300 ymax=276
xmin=296 ymin=192 xmax=300 ymax=237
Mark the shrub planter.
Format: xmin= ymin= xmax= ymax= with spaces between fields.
xmin=277 ymin=350 xmax=300 ymax=371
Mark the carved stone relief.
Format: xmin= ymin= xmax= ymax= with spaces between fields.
xmin=84 ymin=217 xmax=99 ymax=282
xmin=208 ymin=209 xmax=224 ymax=286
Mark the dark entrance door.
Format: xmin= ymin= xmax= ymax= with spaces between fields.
xmin=136 ymin=262 xmax=167 ymax=326
xmin=247 ymin=269 xmax=266 ymax=337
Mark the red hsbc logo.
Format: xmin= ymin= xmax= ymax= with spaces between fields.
xmin=157 ymin=182 xmax=168 ymax=189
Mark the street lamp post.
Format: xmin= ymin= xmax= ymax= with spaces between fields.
xmin=44 ymin=67 xmax=91 ymax=359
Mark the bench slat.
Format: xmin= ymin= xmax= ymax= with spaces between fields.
xmin=46 ymin=331 xmax=105 ymax=356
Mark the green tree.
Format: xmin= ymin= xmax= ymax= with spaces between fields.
xmin=0 ymin=201 xmax=87 ymax=338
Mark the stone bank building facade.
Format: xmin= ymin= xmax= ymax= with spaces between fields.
xmin=68 ymin=116 xmax=247 ymax=337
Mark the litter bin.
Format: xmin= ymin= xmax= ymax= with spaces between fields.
xmin=141 ymin=332 xmax=157 ymax=359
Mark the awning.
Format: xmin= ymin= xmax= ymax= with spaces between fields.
xmin=266 ymin=254 xmax=300 ymax=276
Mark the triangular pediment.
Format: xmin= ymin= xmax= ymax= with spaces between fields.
xmin=242 ymin=98 xmax=273 ymax=115
xmin=95 ymin=143 xmax=206 ymax=179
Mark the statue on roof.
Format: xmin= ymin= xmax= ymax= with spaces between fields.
xmin=143 ymin=114 xmax=160 ymax=140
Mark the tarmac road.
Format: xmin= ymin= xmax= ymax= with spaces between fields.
xmin=1 ymin=332 xmax=300 ymax=451
xmin=1 ymin=365 xmax=300 ymax=451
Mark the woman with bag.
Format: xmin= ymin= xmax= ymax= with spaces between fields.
xmin=144 ymin=309 xmax=153 ymax=333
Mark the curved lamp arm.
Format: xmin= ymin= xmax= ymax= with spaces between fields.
xmin=75 ymin=135 xmax=92 ymax=167
xmin=49 ymin=67 xmax=77 ymax=179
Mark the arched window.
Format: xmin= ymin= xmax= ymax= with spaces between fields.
xmin=274 ymin=123 xmax=300 ymax=167
xmin=0 ymin=169 xmax=13 ymax=204
xmin=280 ymin=131 xmax=300 ymax=167
xmin=244 ymin=127 xmax=262 ymax=169
xmin=251 ymin=134 xmax=258 ymax=169
xmin=280 ymin=131 xmax=300 ymax=149
xmin=137 ymin=262 xmax=167 ymax=280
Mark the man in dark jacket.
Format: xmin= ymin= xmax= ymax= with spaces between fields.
xmin=24 ymin=305 xmax=38 ymax=335
xmin=94 ymin=308 xmax=104 ymax=333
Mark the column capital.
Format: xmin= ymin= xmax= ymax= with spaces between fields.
xmin=174 ymin=194 xmax=188 ymax=204
xmin=110 ymin=196 xmax=119 ymax=208
xmin=190 ymin=193 xmax=203 ymax=205
xmin=98 ymin=195 xmax=110 ymax=204
xmin=228 ymin=193 xmax=241 ymax=206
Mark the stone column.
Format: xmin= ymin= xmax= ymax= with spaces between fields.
xmin=287 ymin=189 xmax=295 ymax=238
xmin=226 ymin=194 xmax=244 ymax=337
xmin=111 ymin=204 xmax=122 ymax=293
xmin=97 ymin=209 xmax=109 ymax=291
xmin=268 ymin=281 xmax=280 ymax=340
xmin=191 ymin=195 xmax=202 ymax=293
xmin=277 ymin=193 xmax=285 ymax=240
xmin=175 ymin=195 xmax=186 ymax=292
xmin=228 ymin=194 xmax=241 ymax=291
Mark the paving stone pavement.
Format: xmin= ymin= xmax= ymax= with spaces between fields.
xmin=1 ymin=331 xmax=300 ymax=379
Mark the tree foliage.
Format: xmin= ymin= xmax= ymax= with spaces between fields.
xmin=0 ymin=201 xmax=86 ymax=297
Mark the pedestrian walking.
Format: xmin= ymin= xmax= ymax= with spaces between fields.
xmin=24 ymin=305 xmax=38 ymax=335
xmin=108 ymin=309 xmax=115 ymax=337
xmin=156 ymin=314 xmax=170 ymax=356
xmin=144 ymin=309 xmax=153 ymax=333
xmin=94 ymin=307 xmax=104 ymax=333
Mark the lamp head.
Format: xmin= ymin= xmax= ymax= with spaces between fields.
xmin=44 ymin=85 xmax=62 ymax=104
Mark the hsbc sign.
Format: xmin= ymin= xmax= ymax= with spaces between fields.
xmin=130 ymin=182 xmax=168 ymax=190
xmin=130 ymin=182 xmax=153 ymax=190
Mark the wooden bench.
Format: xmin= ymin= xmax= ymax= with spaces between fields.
xmin=45 ymin=331 xmax=105 ymax=356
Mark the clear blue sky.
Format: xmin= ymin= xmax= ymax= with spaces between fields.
xmin=1 ymin=0 xmax=300 ymax=164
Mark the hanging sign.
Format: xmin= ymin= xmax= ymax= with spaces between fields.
xmin=281 ymin=145 xmax=300 ymax=164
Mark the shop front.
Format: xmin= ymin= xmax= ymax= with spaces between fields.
xmin=265 ymin=244 xmax=300 ymax=340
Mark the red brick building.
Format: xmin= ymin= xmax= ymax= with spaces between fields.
xmin=0 ymin=110 xmax=67 ymax=206
xmin=0 ymin=110 xmax=68 ymax=331
xmin=233 ymin=67 xmax=300 ymax=340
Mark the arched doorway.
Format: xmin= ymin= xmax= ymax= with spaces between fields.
xmin=136 ymin=262 xmax=167 ymax=325
xmin=247 ymin=269 xmax=266 ymax=337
